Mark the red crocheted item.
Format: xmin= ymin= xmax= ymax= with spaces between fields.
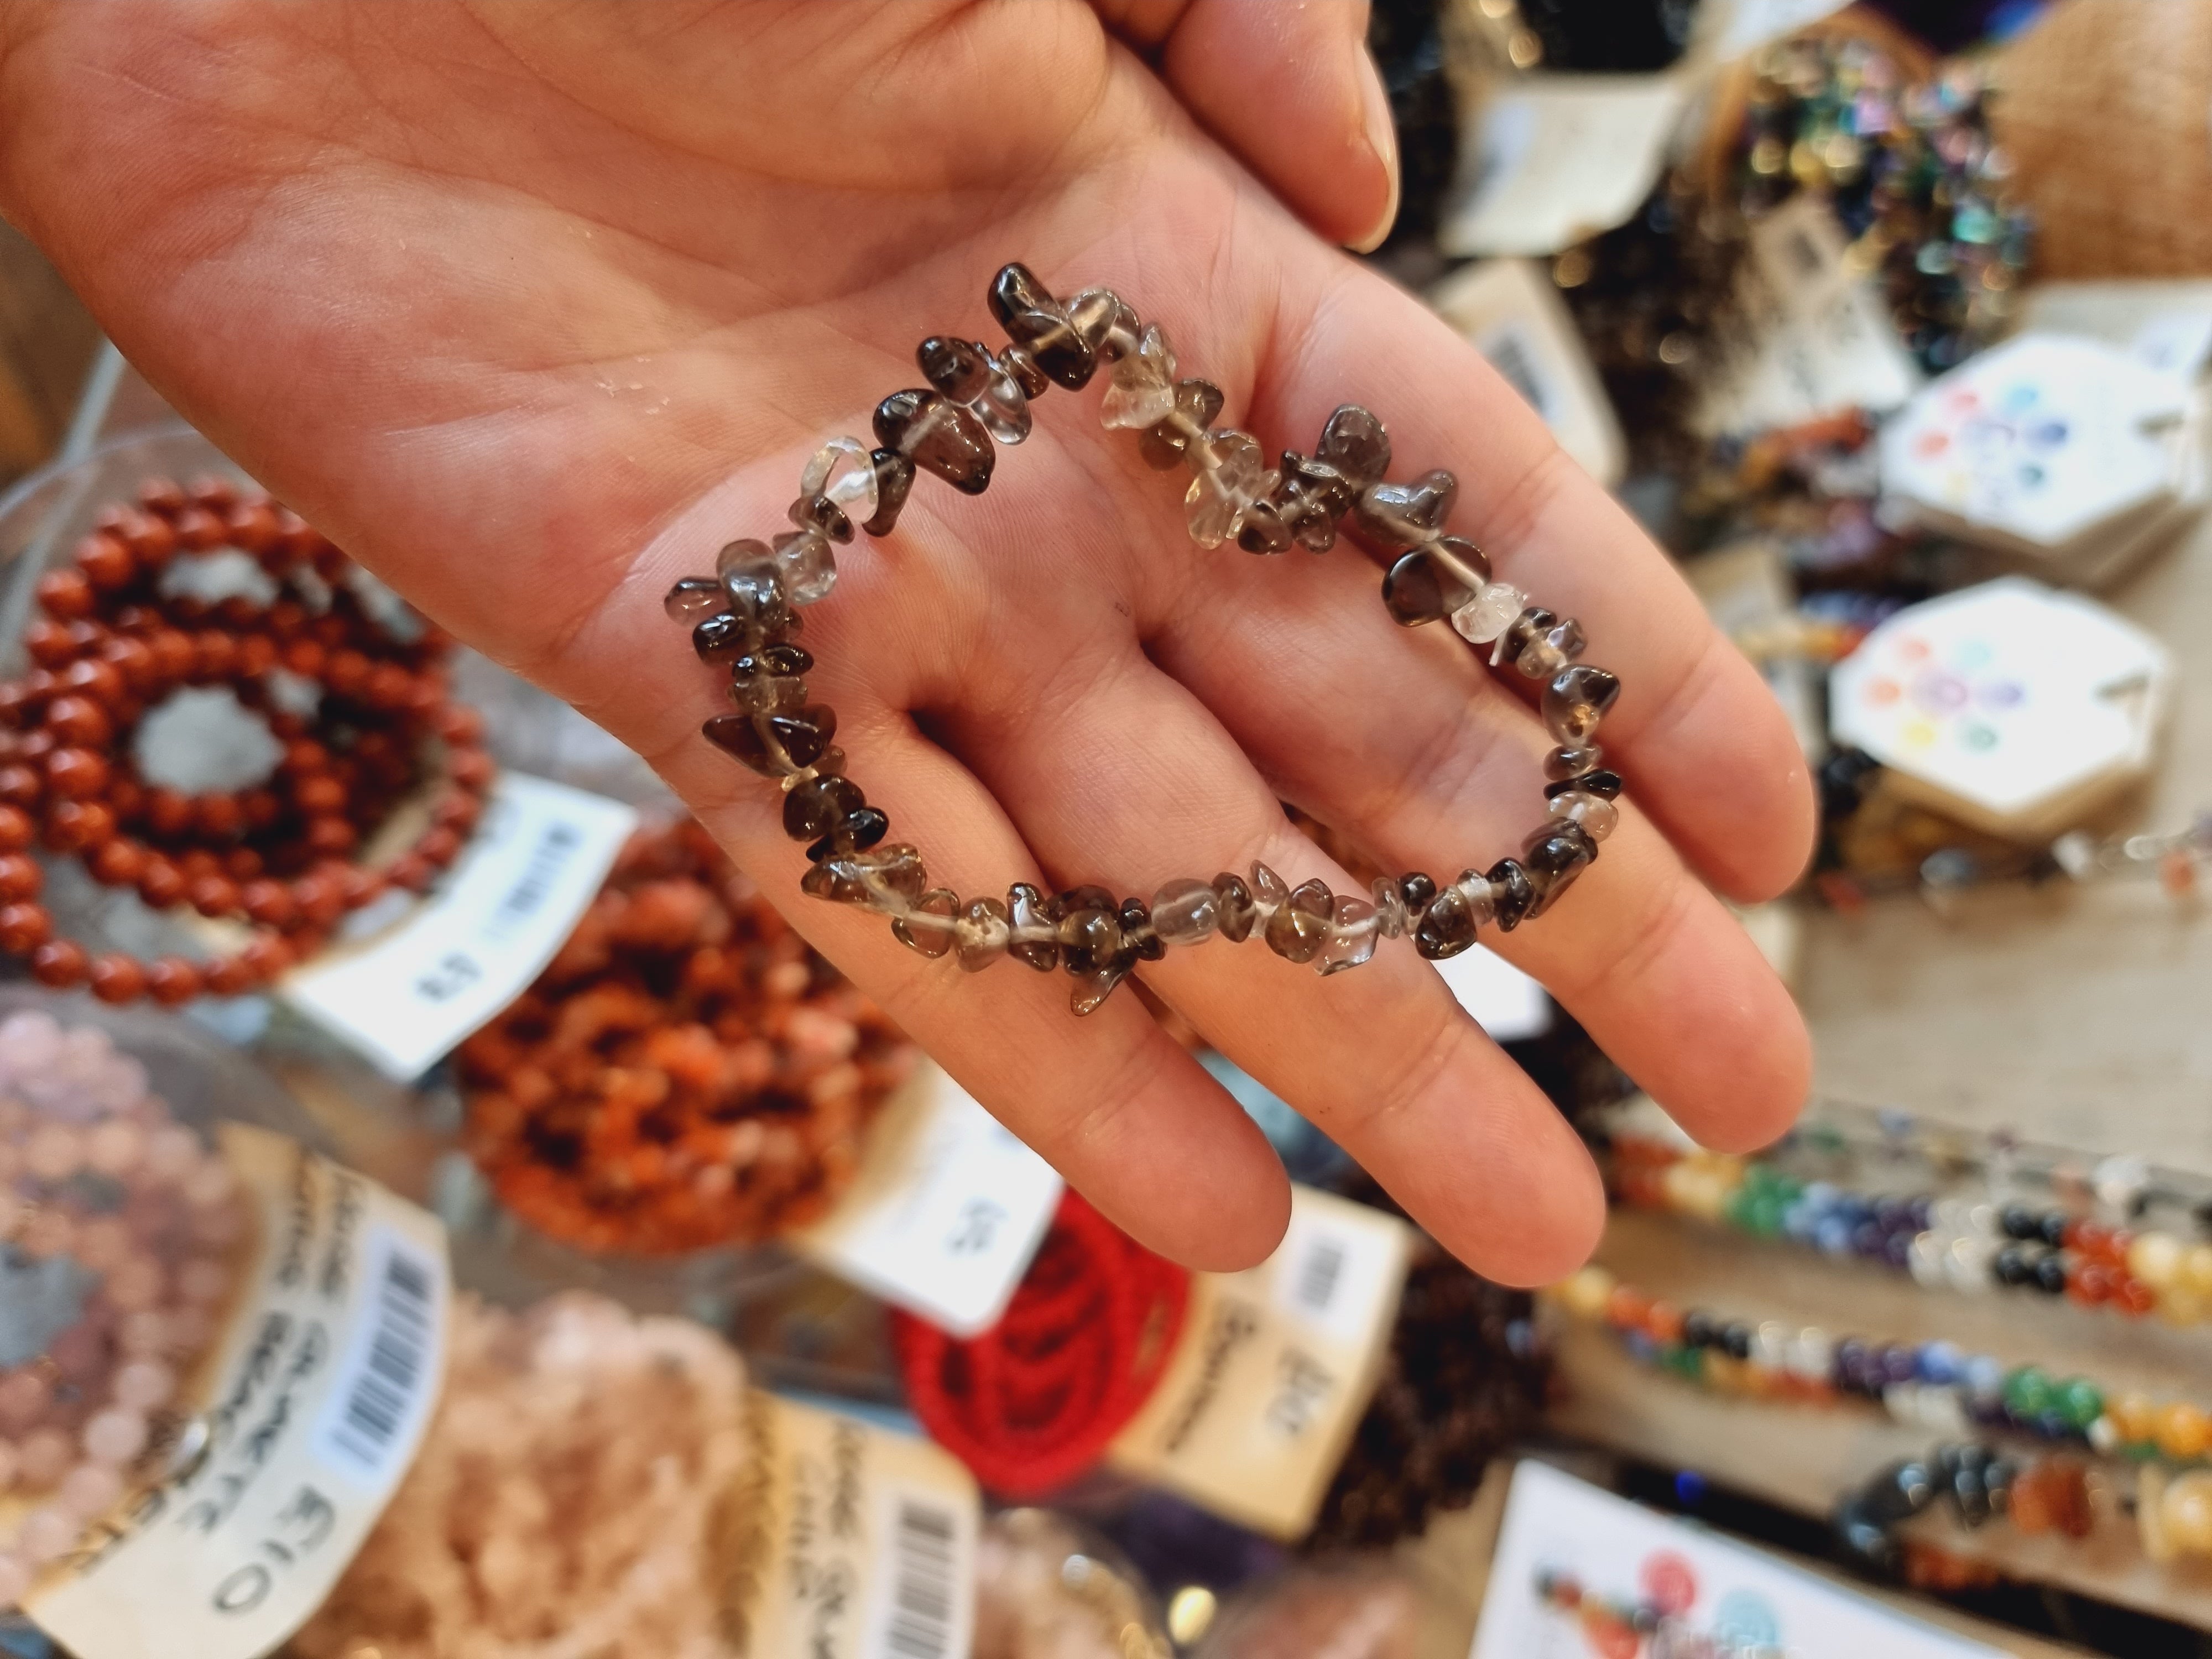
xmin=893 ymin=1190 xmax=1190 ymax=1497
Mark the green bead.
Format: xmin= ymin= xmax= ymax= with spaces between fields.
xmin=1743 ymin=1164 xmax=1781 ymax=1196
xmin=1746 ymin=1193 xmax=1788 ymax=1237
xmin=1724 ymin=1188 xmax=1757 ymax=1230
xmin=2004 ymin=1366 xmax=2054 ymax=1418
xmin=2057 ymin=1377 xmax=2104 ymax=1430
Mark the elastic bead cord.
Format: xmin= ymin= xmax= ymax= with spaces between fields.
xmin=669 ymin=263 xmax=1629 ymax=1015
xmin=0 ymin=477 xmax=494 ymax=1004
xmin=893 ymin=1191 xmax=1188 ymax=1497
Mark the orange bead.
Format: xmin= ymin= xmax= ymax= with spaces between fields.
xmin=145 ymin=956 xmax=203 ymax=1006
xmin=87 ymin=954 xmax=145 ymax=1005
xmin=2157 ymin=1402 xmax=2211 ymax=1462
xmin=28 ymin=940 xmax=86 ymax=989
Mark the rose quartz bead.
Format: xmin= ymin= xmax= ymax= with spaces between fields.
xmin=178 ymin=1259 xmax=230 ymax=1305
xmin=23 ymin=1124 xmax=81 ymax=1182
xmin=74 ymin=1217 xmax=132 ymax=1274
xmin=48 ymin=1321 xmax=109 ymax=1381
xmin=18 ymin=1504 xmax=76 ymax=1563
xmin=183 ymin=1159 xmax=236 ymax=1209
xmin=117 ymin=1312 xmax=169 ymax=1357
xmin=58 ymin=1462 xmax=122 ymax=1521
xmin=104 ymin=1257 xmax=162 ymax=1313
xmin=0 ymin=1010 xmax=64 ymax=1078
xmin=144 ymin=1125 xmax=197 ymax=1180
xmin=82 ymin=1408 xmax=147 ymax=1466
xmin=18 ymin=1209 xmax=73 ymax=1259
xmin=0 ymin=1374 xmax=50 ymax=1435
xmin=113 ymin=1360 xmax=173 ymax=1412
xmin=17 ymin=1428 xmax=72 ymax=1487
xmin=85 ymin=1120 xmax=144 ymax=1177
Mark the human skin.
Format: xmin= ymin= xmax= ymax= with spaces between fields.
xmin=0 ymin=1 xmax=1814 ymax=1282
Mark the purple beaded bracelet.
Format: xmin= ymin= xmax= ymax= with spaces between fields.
xmin=666 ymin=264 xmax=1624 ymax=1015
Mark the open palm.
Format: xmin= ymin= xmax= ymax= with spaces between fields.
xmin=0 ymin=0 xmax=1813 ymax=1281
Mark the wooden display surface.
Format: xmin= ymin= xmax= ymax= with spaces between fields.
xmin=1551 ymin=281 xmax=2212 ymax=1636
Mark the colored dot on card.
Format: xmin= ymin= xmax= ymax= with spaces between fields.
xmin=1714 ymin=1590 xmax=1782 ymax=1648
xmin=2031 ymin=419 xmax=2069 ymax=447
xmin=1952 ymin=640 xmax=1992 ymax=671
xmin=1639 ymin=1552 xmax=1698 ymax=1617
xmin=2018 ymin=462 xmax=2046 ymax=488
xmin=1865 ymin=677 xmax=1900 ymax=705
xmin=1979 ymin=679 xmax=2023 ymax=708
xmin=1903 ymin=719 xmax=1938 ymax=748
xmin=1914 ymin=430 xmax=1950 ymax=457
xmin=1897 ymin=636 xmax=1932 ymax=662
xmin=1912 ymin=671 xmax=1969 ymax=713
xmin=1945 ymin=388 xmax=1980 ymax=413
xmin=1963 ymin=722 xmax=1999 ymax=750
xmin=2001 ymin=382 xmax=2038 ymax=413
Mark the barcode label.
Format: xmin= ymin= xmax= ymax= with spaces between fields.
xmin=881 ymin=1500 xmax=958 ymax=1659
xmin=487 ymin=821 xmax=585 ymax=940
xmin=312 ymin=1226 xmax=445 ymax=1483
xmin=1292 ymin=1236 xmax=1346 ymax=1317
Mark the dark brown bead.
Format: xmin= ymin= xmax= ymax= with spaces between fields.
xmin=692 ymin=611 xmax=753 ymax=663
xmin=1415 ymin=881 xmax=1480 ymax=960
xmin=998 ymin=345 xmax=1050 ymax=399
xmin=874 ymin=390 xmax=994 ymax=495
xmin=918 ymin=336 xmax=993 ymax=403
xmin=784 ymin=774 xmax=865 ymax=842
xmin=861 ymin=448 xmax=917 ymax=537
xmin=1543 ymin=665 xmax=1621 ymax=745
xmin=1382 ymin=547 xmax=1480 ymax=628
xmin=787 ymin=494 xmax=854 ymax=545
xmin=0 ymin=855 xmax=39 ymax=902
xmin=29 ymin=940 xmax=87 ymax=989
xmin=1351 ymin=469 xmax=1457 ymax=552
xmin=1119 ymin=898 xmax=1164 ymax=962
xmin=0 ymin=902 xmax=51 ymax=952
xmin=988 ymin=262 xmax=1058 ymax=324
xmin=1486 ymin=859 xmax=1538 ymax=931
xmin=1057 ymin=904 xmax=1123 ymax=975
xmin=805 ymin=805 xmax=888 ymax=862
xmin=1069 ymin=947 xmax=1137 ymax=1015
xmin=1139 ymin=381 xmax=1225 ymax=469
xmin=1524 ymin=822 xmax=1596 ymax=917
xmin=703 ymin=705 xmax=837 ymax=776
xmin=1316 ymin=405 xmax=1391 ymax=491
xmin=1266 ymin=878 xmax=1334 ymax=963
xmin=1212 ymin=872 xmax=1257 ymax=943
xmin=1006 ymin=883 xmax=1059 ymax=971
xmin=1502 ymin=607 xmax=1558 ymax=664
xmin=147 ymin=956 xmax=203 ymax=1005
xmin=890 ymin=887 xmax=959 ymax=957
xmin=1545 ymin=745 xmax=1603 ymax=781
xmin=1234 ymin=499 xmax=1293 ymax=555
xmin=987 ymin=264 xmax=1095 ymax=390
xmin=1546 ymin=770 xmax=1621 ymax=801
xmin=1399 ymin=872 xmax=1438 ymax=912
xmin=88 ymin=954 xmax=147 ymax=1005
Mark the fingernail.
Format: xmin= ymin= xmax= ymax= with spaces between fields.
xmin=1349 ymin=48 xmax=1400 ymax=254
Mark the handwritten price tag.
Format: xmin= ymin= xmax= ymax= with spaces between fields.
xmin=27 ymin=1126 xmax=450 ymax=1659
xmin=789 ymin=1066 xmax=1064 ymax=1338
xmin=280 ymin=773 xmax=637 ymax=1079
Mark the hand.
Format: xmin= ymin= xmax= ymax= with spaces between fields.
xmin=0 ymin=0 xmax=1813 ymax=1282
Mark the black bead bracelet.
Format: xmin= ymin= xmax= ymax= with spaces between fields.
xmin=667 ymin=263 xmax=1625 ymax=1015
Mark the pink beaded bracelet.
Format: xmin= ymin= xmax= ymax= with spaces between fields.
xmin=669 ymin=264 xmax=1624 ymax=1015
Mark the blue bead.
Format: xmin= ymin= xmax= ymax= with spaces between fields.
xmin=1803 ymin=1181 xmax=1841 ymax=1212
xmin=1815 ymin=1217 xmax=1854 ymax=1255
xmin=1918 ymin=1341 xmax=1963 ymax=1385
xmin=1625 ymin=1330 xmax=1658 ymax=1363
xmin=1964 ymin=1354 xmax=2006 ymax=1396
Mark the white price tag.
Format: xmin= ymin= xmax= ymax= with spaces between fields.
xmin=28 ymin=1126 xmax=450 ymax=1659
xmin=789 ymin=1066 xmax=1063 ymax=1338
xmin=280 ymin=773 xmax=637 ymax=1079
xmin=1272 ymin=1203 xmax=1403 ymax=1349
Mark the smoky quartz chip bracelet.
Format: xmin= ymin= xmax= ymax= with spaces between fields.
xmin=667 ymin=263 xmax=1625 ymax=1015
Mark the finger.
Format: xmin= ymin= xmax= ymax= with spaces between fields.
xmin=584 ymin=491 xmax=1293 ymax=1274
xmin=1238 ymin=258 xmax=1817 ymax=904
xmin=1090 ymin=0 xmax=1398 ymax=251
xmin=1151 ymin=538 xmax=1808 ymax=1154
xmin=928 ymin=630 xmax=1604 ymax=1286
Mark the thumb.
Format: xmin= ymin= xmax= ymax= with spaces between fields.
xmin=1092 ymin=0 xmax=1399 ymax=251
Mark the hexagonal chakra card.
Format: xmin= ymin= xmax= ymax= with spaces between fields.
xmin=1829 ymin=577 xmax=2170 ymax=841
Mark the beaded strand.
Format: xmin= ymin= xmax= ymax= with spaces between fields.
xmin=667 ymin=264 xmax=1627 ymax=1014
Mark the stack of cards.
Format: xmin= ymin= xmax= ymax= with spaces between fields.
xmin=1878 ymin=332 xmax=2208 ymax=588
xmin=1828 ymin=577 xmax=2171 ymax=842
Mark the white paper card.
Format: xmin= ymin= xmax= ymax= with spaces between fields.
xmin=1473 ymin=1462 xmax=2006 ymax=1659
xmin=1697 ymin=0 xmax=1850 ymax=62
xmin=1433 ymin=947 xmax=1551 ymax=1042
xmin=280 ymin=773 xmax=638 ymax=1079
xmin=2131 ymin=310 xmax=2212 ymax=381
xmin=29 ymin=1126 xmax=450 ymax=1659
xmin=789 ymin=1066 xmax=1063 ymax=1338
xmin=1440 ymin=76 xmax=1691 ymax=259
xmin=1270 ymin=1194 xmax=1407 ymax=1349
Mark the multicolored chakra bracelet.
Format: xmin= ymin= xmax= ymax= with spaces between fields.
xmin=667 ymin=263 xmax=1625 ymax=1014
